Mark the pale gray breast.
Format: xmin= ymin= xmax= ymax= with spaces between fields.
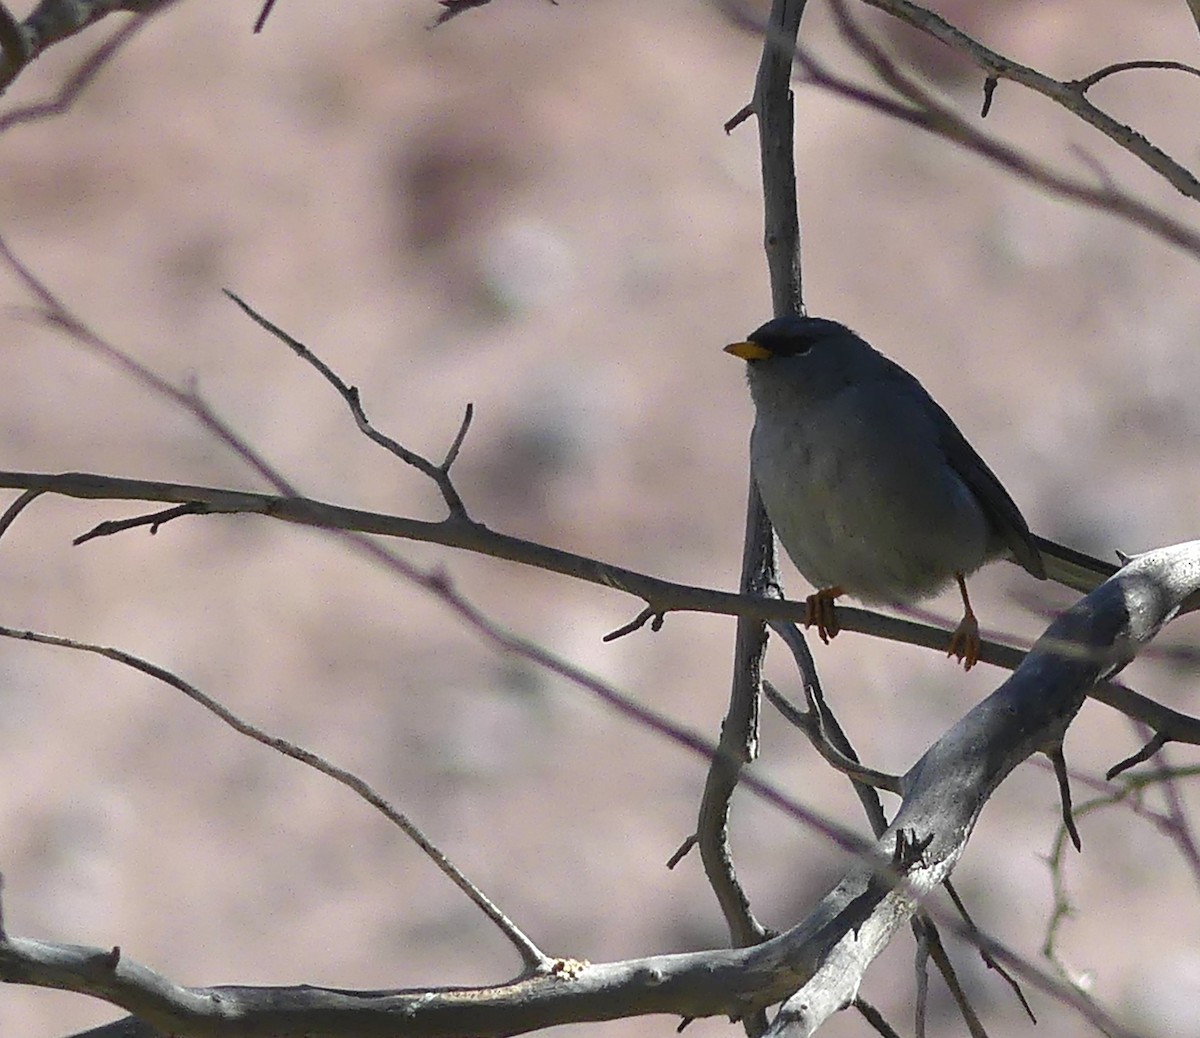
xmin=749 ymin=377 xmax=994 ymax=604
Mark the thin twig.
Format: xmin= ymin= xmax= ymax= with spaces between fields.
xmin=695 ymin=0 xmax=809 ymax=977
xmin=854 ymin=996 xmax=904 ymax=1038
xmin=224 ymin=290 xmax=473 ymax=519
xmin=786 ymin=0 xmax=1200 ymax=260
xmin=763 ymin=680 xmax=901 ymax=792
xmin=0 ymin=487 xmax=40 ymax=539
xmin=1070 ymin=59 xmax=1200 ymax=93
xmin=253 ymin=0 xmax=277 ymax=32
xmin=943 ymin=881 xmax=1035 ymax=1023
xmin=860 ymin=0 xmax=1200 ymax=202
xmin=0 ymin=4 xmax=177 ymax=127
xmin=0 ymin=623 xmax=550 ymax=971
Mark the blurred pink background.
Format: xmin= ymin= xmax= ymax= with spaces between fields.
xmin=1 ymin=2 xmax=1200 ymax=1036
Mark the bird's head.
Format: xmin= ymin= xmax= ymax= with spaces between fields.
xmin=725 ymin=315 xmax=885 ymax=405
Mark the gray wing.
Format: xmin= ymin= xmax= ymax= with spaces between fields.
xmin=1031 ymin=534 xmax=1119 ymax=593
xmin=905 ymin=374 xmax=1046 ymax=580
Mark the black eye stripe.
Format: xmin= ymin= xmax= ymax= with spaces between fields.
xmin=751 ymin=332 xmax=817 ymax=357
xmin=745 ymin=316 xmax=853 ymax=357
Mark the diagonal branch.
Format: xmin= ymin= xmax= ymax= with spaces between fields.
xmin=0 ymin=2 xmax=179 ymax=115
xmin=224 ymin=290 xmax=473 ymax=519
xmin=694 ymin=0 xmax=808 ymax=972
xmin=861 ymin=0 xmax=1200 ymax=200
xmin=0 ymin=624 xmax=550 ymax=972
xmin=1 ymin=469 xmax=1197 ymax=760
xmin=11 ymin=541 xmax=1192 ymax=1038
xmin=722 ymin=0 xmax=1200 ymax=260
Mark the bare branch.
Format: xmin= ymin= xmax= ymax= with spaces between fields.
xmin=0 ymin=487 xmax=41 ymax=539
xmin=737 ymin=0 xmax=1200 ymax=261
xmin=253 ymin=0 xmax=277 ymax=32
xmin=696 ymin=0 xmax=809 ymax=970
xmin=0 ymin=624 xmax=550 ymax=972
xmin=9 ymin=545 xmax=1195 ymax=1036
xmin=0 ymin=2 xmax=178 ymax=115
xmin=0 ymin=468 xmax=1195 ymax=757
xmin=861 ymin=0 xmax=1200 ymax=201
xmin=763 ymin=679 xmax=902 ymax=793
xmin=223 ymin=290 xmax=472 ymax=519
xmin=1070 ymin=59 xmax=1200 ymax=93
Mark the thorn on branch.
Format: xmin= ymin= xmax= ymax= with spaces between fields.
xmin=602 ymin=607 xmax=664 ymax=642
xmin=253 ymin=0 xmax=277 ymax=33
xmin=666 ymin=834 xmax=696 ymax=870
xmin=431 ymin=0 xmax=555 ymax=29
xmin=980 ymin=75 xmax=998 ymax=117
xmin=73 ymin=503 xmax=208 ymax=546
xmin=1107 ymin=731 xmax=1170 ymax=779
xmin=92 ymin=945 xmax=122 ymax=970
xmin=892 ymin=828 xmax=933 ymax=871
xmin=1047 ymin=747 xmax=1082 ymax=851
xmin=724 ymin=102 xmax=754 ymax=134
xmin=441 ymin=402 xmax=474 ymax=473
xmin=676 ymin=1016 xmax=694 ymax=1033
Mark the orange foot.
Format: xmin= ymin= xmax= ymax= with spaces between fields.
xmin=804 ymin=585 xmax=845 ymax=644
xmin=946 ymin=572 xmax=981 ymax=670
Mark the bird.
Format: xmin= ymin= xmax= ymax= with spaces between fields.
xmin=725 ymin=314 xmax=1115 ymax=669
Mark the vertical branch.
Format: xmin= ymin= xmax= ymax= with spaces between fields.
xmin=755 ymin=0 xmax=806 ymax=317
xmin=697 ymin=0 xmax=807 ymax=956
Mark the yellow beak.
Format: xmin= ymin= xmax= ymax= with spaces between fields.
xmin=724 ymin=341 xmax=773 ymax=360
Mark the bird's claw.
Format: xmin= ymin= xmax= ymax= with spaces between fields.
xmin=803 ymin=586 xmax=843 ymax=644
xmin=946 ymin=614 xmax=981 ymax=670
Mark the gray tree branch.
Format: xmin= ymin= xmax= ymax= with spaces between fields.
xmin=8 ymin=542 xmax=1196 ymax=1038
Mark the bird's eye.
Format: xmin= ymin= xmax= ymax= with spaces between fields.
xmin=782 ymin=336 xmax=815 ymax=358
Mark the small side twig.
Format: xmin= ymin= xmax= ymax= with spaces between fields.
xmin=853 ymin=996 xmax=903 ymax=1038
xmin=1047 ymin=745 xmax=1082 ymax=852
xmin=1108 ymin=731 xmax=1169 ymax=778
xmin=0 ymin=487 xmax=40 ymax=540
xmin=763 ymin=679 xmax=901 ymax=792
xmin=1069 ymin=59 xmax=1200 ymax=94
xmin=223 ymin=290 xmax=473 ymax=519
xmin=0 ymin=623 xmax=551 ymax=973
xmin=73 ymin=503 xmax=207 ymax=545
xmin=944 ymin=880 xmax=1035 ymax=1023
xmin=253 ymin=0 xmax=277 ymax=32
xmin=0 ymin=4 xmax=177 ymax=128
xmin=603 ymin=608 xmax=664 ymax=642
